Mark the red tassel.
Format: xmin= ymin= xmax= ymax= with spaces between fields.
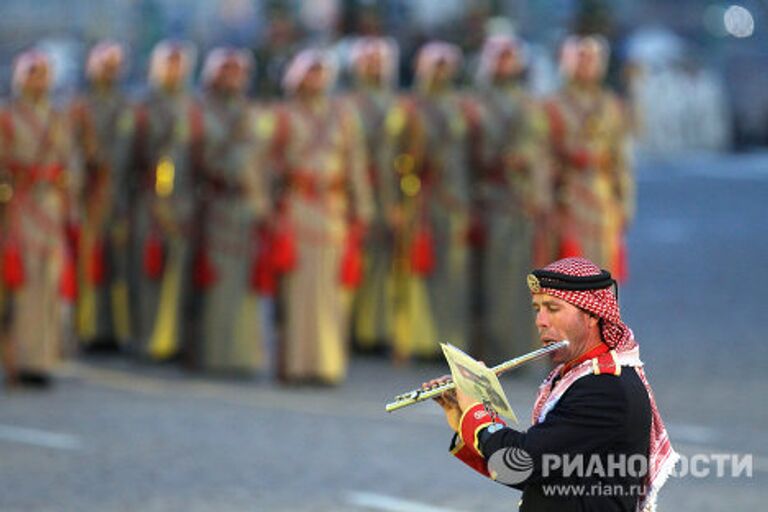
xmin=2 ymin=240 xmax=25 ymax=290
xmin=250 ymin=228 xmax=276 ymax=296
xmin=558 ymin=234 xmax=583 ymax=259
xmin=193 ymin=247 xmax=217 ymax=290
xmin=613 ymin=236 xmax=628 ymax=283
xmin=339 ymin=225 xmax=364 ymax=289
xmin=271 ymin=222 xmax=297 ymax=274
xmin=59 ymin=249 xmax=78 ymax=301
xmin=410 ymin=226 xmax=435 ymax=276
xmin=87 ymin=237 xmax=106 ymax=285
xmin=143 ymin=232 xmax=165 ymax=280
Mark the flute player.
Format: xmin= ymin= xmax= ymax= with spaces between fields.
xmin=424 ymin=257 xmax=677 ymax=512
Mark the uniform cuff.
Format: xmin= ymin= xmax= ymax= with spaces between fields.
xmin=449 ymin=433 xmax=490 ymax=478
xmin=459 ymin=403 xmax=496 ymax=457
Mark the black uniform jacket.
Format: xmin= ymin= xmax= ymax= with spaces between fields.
xmin=453 ymin=368 xmax=652 ymax=512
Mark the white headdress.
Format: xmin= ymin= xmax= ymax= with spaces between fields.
xmin=86 ymin=40 xmax=125 ymax=79
xmin=282 ymin=48 xmax=338 ymax=95
xmin=148 ymin=39 xmax=196 ymax=88
xmin=414 ymin=41 xmax=462 ymax=86
xmin=475 ymin=35 xmax=527 ymax=86
xmin=201 ymin=47 xmax=253 ymax=88
xmin=12 ymin=50 xmax=51 ymax=94
xmin=349 ymin=36 xmax=399 ymax=85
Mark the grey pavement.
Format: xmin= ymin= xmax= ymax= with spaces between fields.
xmin=1 ymin=150 xmax=767 ymax=511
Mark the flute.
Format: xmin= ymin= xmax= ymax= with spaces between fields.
xmin=385 ymin=340 xmax=569 ymax=413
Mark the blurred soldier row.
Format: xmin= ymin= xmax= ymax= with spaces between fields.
xmin=0 ymin=34 xmax=633 ymax=388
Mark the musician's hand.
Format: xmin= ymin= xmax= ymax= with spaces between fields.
xmin=423 ymin=375 xmax=461 ymax=433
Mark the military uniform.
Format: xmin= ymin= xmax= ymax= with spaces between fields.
xmin=271 ymin=49 xmax=375 ymax=383
xmin=0 ymin=92 xmax=77 ymax=380
xmin=271 ymin=92 xmax=373 ymax=383
xmin=545 ymin=37 xmax=634 ymax=279
xmin=447 ymin=258 xmax=678 ymax=512
xmin=452 ymin=349 xmax=652 ymax=512
xmin=345 ymin=83 xmax=399 ymax=353
xmin=194 ymin=86 xmax=270 ymax=373
xmin=132 ymin=87 xmax=202 ymax=360
xmin=70 ymin=82 xmax=134 ymax=347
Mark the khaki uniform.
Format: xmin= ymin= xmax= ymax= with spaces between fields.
xmin=272 ymin=98 xmax=372 ymax=383
xmin=0 ymin=98 xmax=77 ymax=374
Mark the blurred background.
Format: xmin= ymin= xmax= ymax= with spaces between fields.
xmin=1 ymin=0 xmax=766 ymax=150
xmin=0 ymin=1 xmax=766 ymax=512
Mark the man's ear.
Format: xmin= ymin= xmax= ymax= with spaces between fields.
xmin=586 ymin=312 xmax=600 ymax=328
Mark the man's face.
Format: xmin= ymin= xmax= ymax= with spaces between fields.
xmin=573 ymin=45 xmax=604 ymax=83
xmin=299 ymin=63 xmax=327 ymax=96
xmin=433 ymin=58 xmax=454 ymax=85
xmin=161 ymin=52 xmax=184 ymax=90
xmin=214 ymin=59 xmax=246 ymax=94
xmin=23 ymin=62 xmax=50 ymax=97
xmin=357 ymin=52 xmax=383 ymax=84
xmin=494 ymin=49 xmax=520 ymax=81
xmin=95 ymin=54 xmax=122 ymax=85
xmin=532 ymin=294 xmax=597 ymax=366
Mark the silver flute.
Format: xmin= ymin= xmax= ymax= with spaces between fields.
xmin=385 ymin=340 xmax=569 ymax=413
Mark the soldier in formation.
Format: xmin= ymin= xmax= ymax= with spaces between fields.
xmin=545 ymin=35 xmax=633 ymax=280
xmin=0 ymin=51 xmax=78 ymax=388
xmin=344 ymin=37 xmax=400 ymax=354
xmin=194 ymin=47 xmax=270 ymax=374
xmin=70 ymin=41 xmax=134 ymax=351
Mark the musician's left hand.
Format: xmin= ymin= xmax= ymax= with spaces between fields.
xmin=424 ymin=376 xmax=460 ymax=432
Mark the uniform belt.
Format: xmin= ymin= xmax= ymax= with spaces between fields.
xmin=201 ymin=174 xmax=245 ymax=196
xmin=7 ymin=162 xmax=64 ymax=188
xmin=289 ymin=170 xmax=346 ymax=197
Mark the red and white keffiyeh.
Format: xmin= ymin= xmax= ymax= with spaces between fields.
xmin=530 ymin=257 xmax=678 ymax=512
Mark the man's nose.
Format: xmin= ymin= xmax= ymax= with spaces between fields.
xmin=535 ymin=309 xmax=549 ymax=330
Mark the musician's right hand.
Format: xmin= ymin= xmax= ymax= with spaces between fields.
xmin=423 ymin=375 xmax=461 ymax=433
